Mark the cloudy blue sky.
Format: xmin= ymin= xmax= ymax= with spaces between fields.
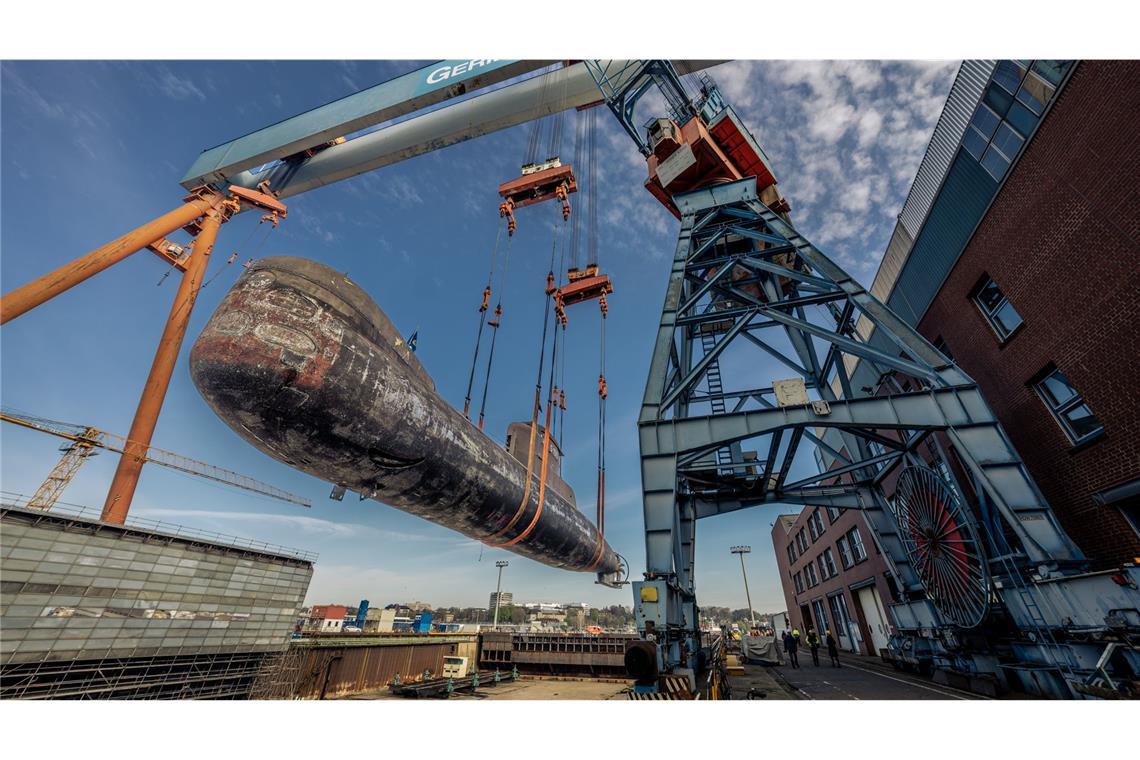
xmin=1 ymin=59 xmax=957 ymax=612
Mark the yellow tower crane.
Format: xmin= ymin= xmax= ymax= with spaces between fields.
xmin=1 ymin=408 xmax=311 ymax=511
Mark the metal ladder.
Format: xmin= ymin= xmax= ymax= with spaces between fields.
xmin=994 ymin=553 xmax=1080 ymax=693
xmin=700 ymin=330 xmax=734 ymax=472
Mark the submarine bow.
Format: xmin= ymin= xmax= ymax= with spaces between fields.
xmin=189 ymin=256 xmax=621 ymax=578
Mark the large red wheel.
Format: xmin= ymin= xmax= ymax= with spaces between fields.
xmin=891 ymin=466 xmax=990 ymax=629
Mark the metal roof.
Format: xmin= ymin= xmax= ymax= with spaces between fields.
xmin=846 ymin=60 xmax=995 ymax=363
xmin=895 ymin=60 xmax=997 ymax=238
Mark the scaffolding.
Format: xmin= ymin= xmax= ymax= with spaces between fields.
xmin=0 ymin=650 xmax=274 ymax=700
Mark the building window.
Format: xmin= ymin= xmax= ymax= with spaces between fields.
xmin=991 ymin=60 xmax=1028 ymax=96
xmin=794 ymin=572 xmax=804 ymax=594
xmin=829 ymin=593 xmax=854 ymax=644
xmin=1016 ymin=71 xmax=1056 ymax=115
xmin=812 ymin=599 xmax=830 ymax=635
xmin=849 ymin=527 xmax=867 ymax=563
xmin=837 ymin=536 xmax=854 ymax=569
xmin=822 ymin=548 xmax=837 ymax=578
xmin=962 ymin=104 xmax=1000 ymax=160
xmin=963 ymin=60 xmax=1067 ymax=178
xmin=979 ymin=122 xmax=1025 ymax=180
xmin=805 ymin=562 xmax=818 ymax=587
xmin=809 ymin=510 xmax=825 ymax=541
xmin=1033 ymin=366 xmax=1105 ymax=445
xmin=972 ymin=274 xmax=1024 ymax=341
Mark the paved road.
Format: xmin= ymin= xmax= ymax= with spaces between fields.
xmin=774 ymin=654 xmax=985 ymax=700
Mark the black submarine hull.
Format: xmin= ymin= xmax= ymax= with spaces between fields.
xmin=189 ymin=256 xmax=621 ymax=577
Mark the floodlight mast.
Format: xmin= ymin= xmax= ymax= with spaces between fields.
xmin=730 ymin=546 xmax=755 ymax=628
xmin=492 ymin=560 xmax=509 ymax=628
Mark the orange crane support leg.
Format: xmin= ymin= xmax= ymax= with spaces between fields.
xmin=101 ymin=207 xmax=226 ymax=524
xmin=0 ymin=189 xmax=225 ymax=325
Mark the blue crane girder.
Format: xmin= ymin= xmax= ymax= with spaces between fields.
xmin=181 ymin=60 xmax=550 ymax=189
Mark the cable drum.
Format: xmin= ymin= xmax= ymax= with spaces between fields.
xmin=891 ymin=465 xmax=991 ymax=629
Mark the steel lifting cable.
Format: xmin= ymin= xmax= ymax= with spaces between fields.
xmin=493 ymin=282 xmax=563 ymax=549
xmin=525 ymin=64 xmax=557 ymax=166
xmin=464 ymin=225 xmax=504 ymax=419
xmin=586 ymin=296 xmax=609 ymax=571
xmin=551 ymin=187 xmax=570 ymax=448
xmin=475 ymin=231 xmax=514 ymax=431
xmin=587 ymin=106 xmax=599 ymax=267
xmin=584 ymin=106 xmax=608 ymax=570
xmin=569 ymin=110 xmax=586 ymax=273
xmin=546 ymin=85 xmax=566 ymax=161
xmin=165 ymin=213 xmax=277 ymax=323
xmin=156 ymin=215 xmax=258 ymax=288
xmin=486 ymin=207 xmax=567 ymax=547
xmin=556 ymin=318 xmax=567 ymax=451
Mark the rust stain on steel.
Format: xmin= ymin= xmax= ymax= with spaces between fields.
xmin=190 ymin=256 xmax=620 ymax=574
xmin=292 ymin=641 xmax=471 ymax=699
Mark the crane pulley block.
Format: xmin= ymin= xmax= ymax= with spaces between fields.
xmin=567 ymin=264 xmax=600 ymax=282
xmin=498 ymin=159 xmax=577 ymax=210
xmin=146 ymin=238 xmax=191 ymax=272
xmin=554 ymin=271 xmax=613 ymax=311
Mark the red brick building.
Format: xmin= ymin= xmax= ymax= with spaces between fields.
xmin=772 ymin=509 xmax=898 ymax=657
xmin=307 ymin=604 xmax=348 ymax=632
xmin=770 ymin=60 xmax=1138 ymax=658
xmin=912 ymin=60 xmax=1140 ymax=568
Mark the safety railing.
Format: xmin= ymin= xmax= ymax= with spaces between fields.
xmin=1 ymin=491 xmax=318 ymax=562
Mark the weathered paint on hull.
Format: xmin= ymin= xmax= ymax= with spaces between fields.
xmin=189 ymin=256 xmax=620 ymax=576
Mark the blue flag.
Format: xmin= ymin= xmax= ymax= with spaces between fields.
xmin=407 ymin=330 xmax=418 ymax=353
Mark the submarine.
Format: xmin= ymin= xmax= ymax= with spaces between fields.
xmin=189 ymin=256 xmax=622 ymax=581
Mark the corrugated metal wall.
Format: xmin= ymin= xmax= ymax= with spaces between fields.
xmin=1 ymin=506 xmax=313 ymax=667
xmin=885 ymin=152 xmax=999 ymax=324
xmin=844 ymin=145 xmax=1003 ymax=394
xmin=841 ymin=61 xmax=995 ymax=397
xmin=896 ymin=60 xmax=996 ymax=238
xmin=290 ymin=639 xmax=478 ymax=699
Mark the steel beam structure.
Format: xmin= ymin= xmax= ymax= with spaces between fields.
xmin=181 ymin=60 xmax=551 ymax=188
xmin=200 ymin=60 xmax=723 ymax=200
xmin=102 ymin=206 xmax=229 ymax=523
xmin=632 ymin=177 xmax=1122 ymax=696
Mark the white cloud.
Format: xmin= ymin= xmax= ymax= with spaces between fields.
xmin=140 ymin=507 xmax=455 ymax=544
xmin=701 ymin=60 xmax=959 ymax=284
xmin=348 ymin=171 xmax=425 ymax=208
xmin=839 ymin=181 xmax=872 ymax=213
xmin=2 ymin=65 xmax=110 ymax=130
xmin=151 ymin=65 xmax=206 ymax=101
xmin=855 ymin=108 xmax=883 ymax=148
xmin=806 ymin=98 xmax=858 ymax=142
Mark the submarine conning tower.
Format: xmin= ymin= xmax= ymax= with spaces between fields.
xmin=189 ymin=256 xmax=621 ymax=577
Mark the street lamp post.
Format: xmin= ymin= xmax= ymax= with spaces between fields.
xmin=492 ymin=560 xmax=509 ymax=628
xmin=730 ymin=546 xmax=755 ymax=629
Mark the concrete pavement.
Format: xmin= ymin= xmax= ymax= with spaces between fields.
xmin=770 ymin=652 xmax=987 ymax=700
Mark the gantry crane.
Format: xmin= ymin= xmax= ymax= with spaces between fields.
xmin=0 ymin=59 xmax=1135 ymax=698
xmin=1 ymin=409 xmax=311 ymax=510
xmin=0 ymin=60 xmax=715 ymax=527
xmin=580 ymin=60 xmax=1137 ymax=700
